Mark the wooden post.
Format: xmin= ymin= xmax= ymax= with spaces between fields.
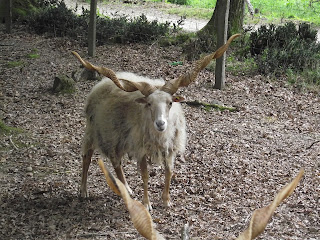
xmin=88 ymin=0 xmax=97 ymax=57
xmin=214 ymin=0 xmax=230 ymax=90
xmin=5 ymin=0 xmax=12 ymax=34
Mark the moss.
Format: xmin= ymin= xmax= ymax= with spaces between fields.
xmin=0 ymin=120 xmax=23 ymax=135
xmin=27 ymin=53 xmax=40 ymax=59
xmin=185 ymin=100 xmax=237 ymax=112
xmin=52 ymin=75 xmax=76 ymax=94
xmin=6 ymin=61 xmax=24 ymax=68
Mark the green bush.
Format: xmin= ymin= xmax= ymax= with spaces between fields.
xmin=167 ymin=0 xmax=188 ymax=5
xmin=27 ymin=1 xmax=88 ymax=42
xmin=96 ymin=14 xmax=170 ymax=44
xmin=27 ymin=1 xmax=171 ymax=45
xmin=248 ymin=22 xmax=320 ymax=80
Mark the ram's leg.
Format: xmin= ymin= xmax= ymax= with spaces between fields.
xmin=162 ymin=160 xmax=173 ymax=207
xmin=80 ymin=148 xmax=94 ymax=198
xmin=140 ymin=156 xmax=152 ymax=211
xmin=111 ymin=160 xmax=133 ymax=195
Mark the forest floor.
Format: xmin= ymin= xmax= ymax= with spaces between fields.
xmin=0 ymin=18 xmax=320 ymax=240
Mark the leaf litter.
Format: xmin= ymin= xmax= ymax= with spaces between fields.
xmin=0 ymin=26 xmax=319 ymax=240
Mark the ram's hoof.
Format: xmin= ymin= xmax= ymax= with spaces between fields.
xmin=163 ymin=199 xmax=172 ymax=208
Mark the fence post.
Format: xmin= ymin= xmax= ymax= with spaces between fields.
xmin=88 ymin=0 xmax=97 ymax=57
xmin=214 ymin=0 xmax=230 ymax=89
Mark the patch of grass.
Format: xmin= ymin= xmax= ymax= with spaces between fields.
xmin=159 ymin=32 xmax=194 ymax=46
xmin=226 ymin=55 xmax=258 ymax=76
xmin=164 ymin=6 xmax=213 ymax=19
xmin=27 ymin=49 xmax=40 ymax=59
xmin=6 ymin=61 xmax=24 ymax=68
xmin=150 ymin=0 xmax=320 ymax=25
xmin=251 ymin=0 xmax=320 ymax=25
xmin=0 ymin=120 xmax=23 ymax=135
xmin=166 ymin=0 xmax=216 ymax=9
xmin=27 ymin=53 xmax=40 ymax=59
xmin=287 ymin=68 xmax=320 ymax=92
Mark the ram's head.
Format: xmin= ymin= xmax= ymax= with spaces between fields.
xmin=98 ymin=159 xmax=304 ymax=240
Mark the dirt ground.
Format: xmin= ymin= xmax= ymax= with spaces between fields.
xmin=0 ymin=21 xmax=319 ymax=240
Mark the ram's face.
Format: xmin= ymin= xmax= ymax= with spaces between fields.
xmin=136 ymin=90 xmax=173 ymax=132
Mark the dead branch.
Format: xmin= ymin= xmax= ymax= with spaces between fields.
xmin=306 ymin=140 xmax=320 ymax=150
xmin=185 ymin=100 xmax=237 ymax=112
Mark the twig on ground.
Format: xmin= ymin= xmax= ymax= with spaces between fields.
xmin=306 ymin=140 xmax=320 ymax=150
xmin=9 ymin=135 xmax=19 ymax=150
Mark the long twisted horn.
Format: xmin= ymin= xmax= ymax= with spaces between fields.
xmin=71 ymin=51 xmax=157 ymax=96
xmin=161 ymin=34 xmax=241 ymax=95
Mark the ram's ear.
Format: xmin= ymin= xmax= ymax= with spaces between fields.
xmin=172 ymin=96 xmax=185 ymax=102
xmin=135 ymin=97 xmax=148 ymax=104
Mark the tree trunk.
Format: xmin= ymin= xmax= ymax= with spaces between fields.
xmin=198 ymin=0 xmax=220 ymax=36
xmin=228 ymin=0 xmax=244 ymax=35
xmin=88 ymin=0 xmax=97 ymax=57
xmin=214 ymin=0 xmax=230 ymax=89
xmin=245 ymin=0 xmax=254 ymax=15
xmin=5 ymin=0 xmax=12 ymax=34
xmin=199 ymin=0 xmax=244 ymax=37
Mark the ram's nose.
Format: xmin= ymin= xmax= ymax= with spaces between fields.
xmin=155 ymin=120 xmax=166 ymax=132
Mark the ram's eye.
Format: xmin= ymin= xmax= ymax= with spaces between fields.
xmin=169 ymin=102 xmax=173 ymax=107
xmin=147 ymin=103 xmax=151 ymax=107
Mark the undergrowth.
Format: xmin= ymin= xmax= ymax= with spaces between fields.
xmin=26 ymin=1 xmax=172 ymax=44
xmin=236 ymin=22 xmax=320 ymax=87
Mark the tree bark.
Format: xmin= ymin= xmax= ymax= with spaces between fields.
xmin=88 ymin=0 xmax=97 ymax=57
xmin=5 ymin=0 xmax=12 ymax=34
xmin=245 ymin=0 xmax=254 ymax=15
xmin=214 ymin=0 xmax=230 ymax=90
xmin=199 ymin=0 xmax=244 ymax=37
xmin=228 ymin=0 xmax=245 ymax=35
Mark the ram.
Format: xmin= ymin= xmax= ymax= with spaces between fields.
xmin=72 ymin=34 xmax=240 ymax=210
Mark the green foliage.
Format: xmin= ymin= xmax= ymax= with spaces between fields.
xmin=249 ymin=22 xmax=320 ymax=76
xmin=165 ymin=7 xmax=213 ymax=19
xmin=159 ymin=32 xmax=193 ymax=46
xmin=27 ymin=1 xmax=88 ymax=42
xmin=238 ymin=22 xmax=320 ymax=86
xmin=27 ymin=49 xmax=40 ymax=59
xmin=0 ymin=120 xmax=23 ymax=135
xmin=6 ymin=61 xmax=24 ymax=68
xmin=26 ymin=1 xmax=171 ymax=44
xmin=96 ymin=14 xmax=170 ymax=44
xmin=226 ymin=55 xmax=258 ymax=76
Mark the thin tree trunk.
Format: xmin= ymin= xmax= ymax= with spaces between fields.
xmin=245 ymin=0 xmax=254 ymax=15
xmin=214 ymin=0 xmax=230 ymax=89
xmin=5 ymin=0 xmax=12 ymax=34
xmin=88 ymin=0 xmax=97 ymax=57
